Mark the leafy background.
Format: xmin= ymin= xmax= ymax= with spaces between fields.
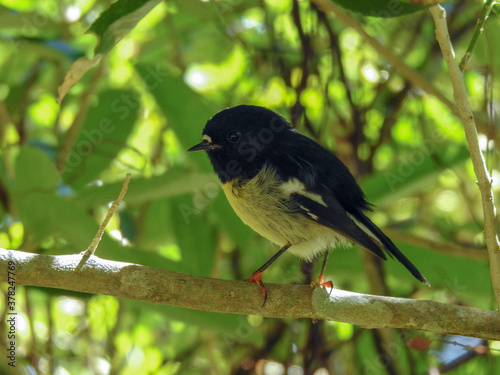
xmin=0 ymin=0 xmax=499 ymax=374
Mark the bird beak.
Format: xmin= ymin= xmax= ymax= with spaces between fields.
xmin=188 ymin=141 xmax=219 ymax=152
xmin=188 ymin=142 xmax=209 ymax=152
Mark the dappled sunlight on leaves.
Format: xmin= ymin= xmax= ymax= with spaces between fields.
xmin=0 ymin=0 xmax=498 ymax=373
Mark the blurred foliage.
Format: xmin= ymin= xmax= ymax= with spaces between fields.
xmin=0 ymin=0 xmax=499 ymax=374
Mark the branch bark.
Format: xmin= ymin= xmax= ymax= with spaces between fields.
xmin=430 ymin=5 xmax=500 ymax=310
xmin=2 ymin=249 xmax=499 ymax=340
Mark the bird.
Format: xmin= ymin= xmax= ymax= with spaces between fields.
xmin=188 ymin=105 xmax=429 ymax=301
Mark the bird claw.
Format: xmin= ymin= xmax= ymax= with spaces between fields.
xmin=248 ymin=271 xmax=268 ymax=307
xmin=311 ymin=276 xmax=334 ymax=295
xmin=319 ymin=280 xmax=333 ymax=289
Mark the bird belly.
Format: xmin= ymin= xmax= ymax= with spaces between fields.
xmin=222 ymin=175 xmax=349 ymax=261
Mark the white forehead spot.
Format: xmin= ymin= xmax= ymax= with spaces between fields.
xmin=202 ymin=134 xmax=212 ymax=143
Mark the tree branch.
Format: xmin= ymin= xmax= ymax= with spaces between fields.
xmin=2 ymin=249 xmax=499 ymax=340
xmin=430 ymin=5 xmax=500 ymax=310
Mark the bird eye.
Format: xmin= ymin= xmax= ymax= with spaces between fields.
xmin=227 ymin=131 xmax=241 ymax=143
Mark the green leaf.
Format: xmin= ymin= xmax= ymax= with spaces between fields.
xmin=17 ymin=193 xmax=93 ymax=247
xmin=0 ymin=10 xmax=60 ymax=37
xmin=207 ymin=193 xmax=255 ymax=252
xmin=361 ymin=145 xmax=470 ymax=205
xmin=142 ymin=304 xmax=263 ymax=340
xmin=474 ymin=20 xmax=500 ymax=71
xmin=88 ymin=0 xmax=162 ymax=56
xmin=388 ymin=240 xmax=493 ymax=305
xmin=56 ymin=0 xmax=161 ymax=102
xmin=62 ymin=89 xmax=139 ymax=188
xmin=12 ymin=147 xmax=184 ymax=269
xmin=15 ymin=145 xmax=60 ymax=194
xmin=56 ymin=56 xmax=102 ymax=103
xmin=16 ymin=189 xmax=183 ymax=270
xmin=332 ymin=0 xmax=426 ymax=18
xmin=73 ymin=170 xmax=216 ymax=208
xmin=171 ymin=195 xmax=216 ymax=277
xmin=135 ymin=65 xmax=217 ymax=156
xmin=137 ymin=198 xmax=176 ymax=249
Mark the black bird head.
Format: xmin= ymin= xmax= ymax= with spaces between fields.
xmin=188 ymin=105 xmax=293 ymax=182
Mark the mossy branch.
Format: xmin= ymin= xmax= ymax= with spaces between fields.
xmin=1 ymin=249 xmax=499 ymax=340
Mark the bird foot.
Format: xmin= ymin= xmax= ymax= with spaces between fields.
xmin=248 ymin=271 xmax=268 ymax=306
xmin=311 ymin=275 xmax=334 ymax=294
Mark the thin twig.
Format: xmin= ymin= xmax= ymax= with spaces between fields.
xmin=2 ymin=249 xmax=500 ymax=340
xmin=430 ymin=5 xmax=500 ymax=309
xmin=458 ymin=0 xmax=494 ymax=71
xmin=75 ymin=173 xmax=132 ymax=271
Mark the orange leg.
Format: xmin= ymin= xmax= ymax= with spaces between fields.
xmin=248 ymin=243 xmax=291 ymax=305
xmin=318 ymin=251 xmax=333 ymax=289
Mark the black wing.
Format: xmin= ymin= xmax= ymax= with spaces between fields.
xmin=270 ymin=130 xmax=428 ymax=284
xmin=291 ymin=192 xmax=386 ymax=260
xmin=271 ymin=131 xmax=370 ymax=213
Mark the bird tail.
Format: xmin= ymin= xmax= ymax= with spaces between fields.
xmin=349 ymin=211 xmax=430 ymax=286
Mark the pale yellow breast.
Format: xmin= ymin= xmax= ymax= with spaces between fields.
xmin=222 ymin=176 xmax=290 ymax=247
xmin=221 ymin=166 xmax=348 ymax=260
